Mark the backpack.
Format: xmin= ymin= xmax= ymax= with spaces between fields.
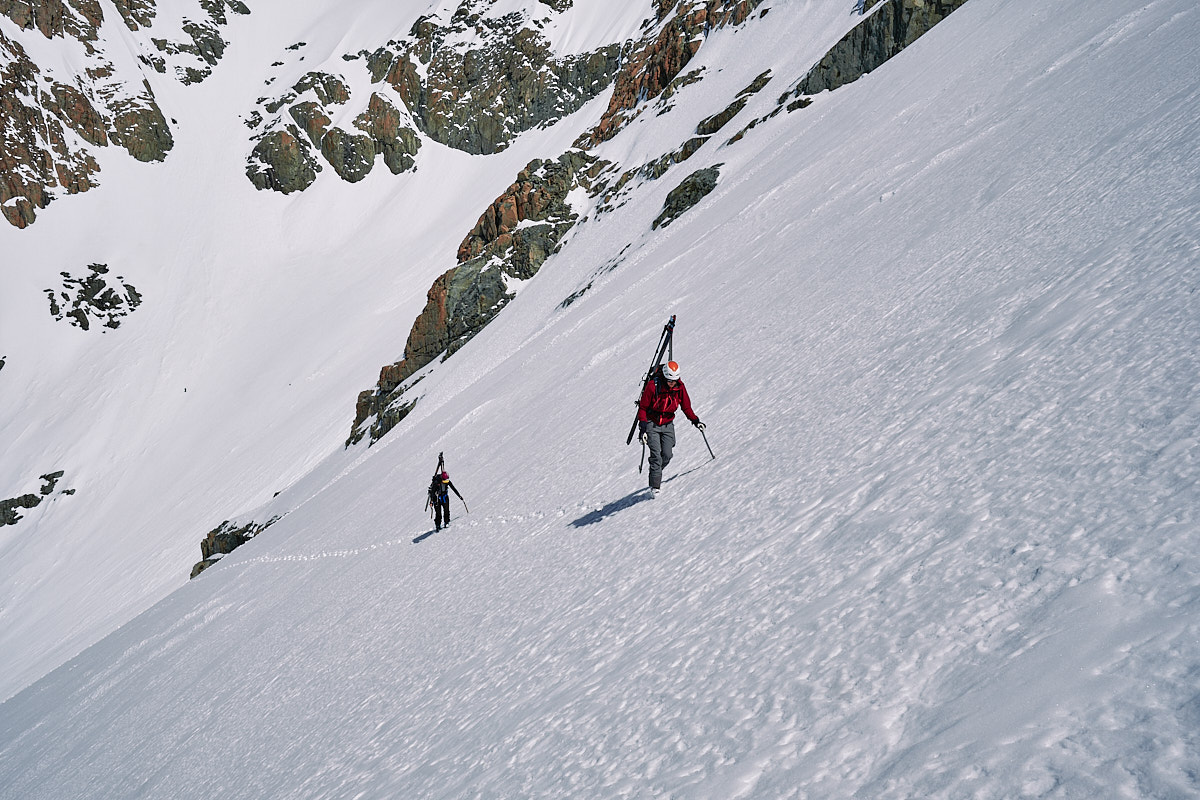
xmin=429 ymin=477 xmax=447 ymax=501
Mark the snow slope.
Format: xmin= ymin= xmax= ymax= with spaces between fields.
xmin=2 ymin=0 xmax=1200 ymax=797
xmin=0 ymin=0 xmax=652 ymax=701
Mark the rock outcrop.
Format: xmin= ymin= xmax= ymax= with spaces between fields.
xmin=106 ymin=79 xmax=173 ymax=163
xmin=791 ymin=0 xmax=970 ymax=97
xmin=653 ymin=164 xmax=721 ymax=229
xmin=246 ymin=1 xmax=622 ymax=193
xmin=143 ymin=0 xmax=249 ymax=85
xmin=0 ymin=0 xmax=193 ymax=227
xmin=726 ymin=0 xmax=972 ymax=144
xmin=190 ymin=516 xmax=278 ymax=578
xmin=246 ymin=125 xmax=322 ymax=194
xmin=44 ymin=263 xmax=143 ymax=331
xmin=0 ymin=29 xmax=102 ymax=227
xmin=355 ymin=93 xmax=420 ymax=175
xmin=1 ymin=0 xmax=250 ymax=226
xmin=247 ymin=72 xmax=420 ymax=191
xmin=348 ymin=150 xmax=598 ymax=446
xmin=593 ymin=70 xmax=771 ymax=214
xmin=110 ymin=0 xmax=156 ymax=30
xmin=0 ymin=0 xmax=104 ymax=44
xmin=373 ymin=5 xmax=623 ymax=155
xmin=579 ymin=0 xmax=764 ymax=147
xmin=1 ymin=471 xmax=67 ymax=527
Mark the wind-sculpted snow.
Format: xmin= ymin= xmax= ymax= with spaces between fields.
xmin=2 ymin=0 xmax=1200 ymax=797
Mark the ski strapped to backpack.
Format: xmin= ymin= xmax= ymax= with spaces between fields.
xmin=626 ymin=315 xmax=676 ymax=446
xmin=425 ymin=452 xmax=446 ymax=517
xmin=426 ymin=451 xmax=470 ymax=515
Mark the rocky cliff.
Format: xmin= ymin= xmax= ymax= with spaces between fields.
xmin=245 ymin=0 xmax=622 ymax=194
xmin=348 ymin=149 xmax=599 ymax=445
xmin=372 ymin=6 xmax=622 ymax=156
xmin=579 ymin=0 xmax=765 ymax=147
xmin=0 ymin=0 xmax=248 ymax=227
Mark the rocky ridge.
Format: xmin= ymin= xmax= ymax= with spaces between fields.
xmin=652 ymin=163 xmax=721 ymax=229
xmin=346 ymin=0 xmax=772 ymax=447
xmin=348 ymin=149 xmax=600 ymax=445
xmin=1 ymin=0 xmax=248 ymax=227
xmin=728 ymin=0 xmax=971 ymax=143
xmin=577 ymin=0 xmax=766 ymax=147
xmin=245 ymin=0 xmax=623 ymax=194
xmin=343 ymin=0 xmax=977 ymax=451
xmin=1 ymin=28 xmax=103 ymax=228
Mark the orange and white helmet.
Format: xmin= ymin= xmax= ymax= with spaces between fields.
xmin=662 ymin=361 xmax=680 ymax=380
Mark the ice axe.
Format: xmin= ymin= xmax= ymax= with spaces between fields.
xmin=698 ymin=425 xmax=715 ymax=460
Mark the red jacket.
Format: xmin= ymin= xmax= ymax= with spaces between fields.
xmin=638 ymin=377 xmax=699 ymax=426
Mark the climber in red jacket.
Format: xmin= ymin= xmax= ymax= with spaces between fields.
xmin=637 ymin=360 xmax=704 ymax=497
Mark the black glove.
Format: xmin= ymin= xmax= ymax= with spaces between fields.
xmin=638 ymin=421 xmax=649 ymax=444
xmin=693 ymin=420 xmax=705 ymax=431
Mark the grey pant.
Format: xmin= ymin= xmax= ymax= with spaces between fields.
xmin=644 ymin=421 xmax=676 ymax=489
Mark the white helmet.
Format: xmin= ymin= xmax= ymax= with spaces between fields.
xmin=661 ymin=361 xmax=680 ymax=380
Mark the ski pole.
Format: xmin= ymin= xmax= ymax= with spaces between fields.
xmin=639 ymin=438 xmax=646 ymax=473
xmin=700 ymin=427 xmax=715 ymax=460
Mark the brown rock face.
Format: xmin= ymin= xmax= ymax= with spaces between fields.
xmin=456 ymin=155 xmax=582 ymax=262
xmin=1 ymin=0 xmax=185 ymax=227
xmin=245 ymin=125 xmax=321 ymax=194
xmin=353 ymin=93 xmax=419 ymax=175
xmin=108 ymin=80 xmax=173 ymax=162
xmin=580 ymin=0 xmax=763 ymax=147
xmin=289 ymin=101 xmax=331 ymax=146
xmin=0 ymin=29 xmax=101 ymax=227
xmin=348 ymin=151 xmax=595 ymax=446
xmin=48 ymin=83 xmax=107 ymax=146
xmin=0 ymin=0 xmax=102 ymax=44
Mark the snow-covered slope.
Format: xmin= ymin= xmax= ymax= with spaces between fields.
xmin=0 ymin=0 xmax=655 ymax=700
xmin=2 ymin=0 xmax=1199 ymax=797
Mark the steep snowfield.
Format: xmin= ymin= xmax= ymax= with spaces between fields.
xmin=2 ymin=0 xmax=1199 ymax=797
xmin=0 ymin=0 xmax=652 ymax=700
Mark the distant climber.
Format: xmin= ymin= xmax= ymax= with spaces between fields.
xmin=637 ymin=360 xmax=704 ymax=497
xmin=427 ymin=471 xmax=466 ymax=531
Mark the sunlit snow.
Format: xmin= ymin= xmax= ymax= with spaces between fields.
xmin=1 ymin=0 xmax=1198 ymax=797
